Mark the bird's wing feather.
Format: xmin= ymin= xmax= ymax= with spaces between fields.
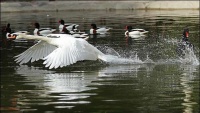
xmin=15 ymin=40 xmax=57 ymax=64
xmin=43 ymin=38 xmax=100 ymax=69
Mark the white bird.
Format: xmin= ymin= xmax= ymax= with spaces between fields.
xmin=8 ymin=33 xmax=110 ymax=69
xmin=65 ymin=23 xmax=79 ymax=31
xmin=69 ymin=29 xmax=89 ymax=38
xmin=58 ymin=19 xmax=79 ymax=34
xmin=6 ymin=31 xmax=29 ymax=39
xmin=125 ymin=26 xmax=148 ymax=39
xmin=58 ymin=23 xmax=79 ymax=33
xmin=34 ymin=28 xmax=56 ymax=36
xmin=58 ymin=20 xmax=88 ymax=38
xmin=34 ymin=22 xmax=56 ymax=36
xmin=90 ymin=24 xmax=112 ymax=35
xmin=128 ymin=34 xmax=146 ymax=39
xmin=129 ymin=29 xmax=149 ymax=35
xmin=6 ymin=31 xmax=31 ymax=43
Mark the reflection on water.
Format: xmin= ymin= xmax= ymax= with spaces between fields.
xmin=2 ymin=64 xmax=198 ymax=113
xmin=14 ymin=65 xmax=97 ymax=111
xmin=97 ymin=64 xmax=155 ymax=77
xmin=180 ymin=65 xmax=199 ymax=113
xmin=1 ymin=10 xmax=199 ymax=113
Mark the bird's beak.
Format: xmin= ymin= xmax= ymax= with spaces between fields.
xmin=186 ymin=31 xmax=189 ymax=38
xmin=7 ymin=34 xmax=17 ymax=40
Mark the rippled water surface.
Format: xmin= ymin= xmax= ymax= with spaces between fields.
xmin=1 ymin=10 xmax=199 ymax=113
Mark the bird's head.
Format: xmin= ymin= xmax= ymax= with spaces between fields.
xmin=7 ymin=32 xmax=29 ymax=40
xmin=59 ymin=19 xmax=65 ymax=25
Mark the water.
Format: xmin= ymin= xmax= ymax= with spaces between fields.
xmin=1 ymin=10 xmax=199 ymax=113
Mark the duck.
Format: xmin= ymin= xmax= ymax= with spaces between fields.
xmin=33 ymin=22 xmax=56 ymax=36
xmin=125 ymin=25 xmax=148 ymax=38
xmin=58 ymin=19 xmax=79 ymax=34
xmin=7 ymin=33 xmax=113 ymax=69
xmin=70 ymin=27 xmax=89 ymax=38
xmin=4 ymin=23 xmax=34 ymax=44
xmin=58 ymin=19 xmax=88 ymax=38
xmin=4 ymin=23 xmax=12 ymax=38
xmin=65 ymin=23 xmax=79 ymax=31
xmin=128 ymin=34 xmax=146 ymax=39
xmin=129 ymin=29 xmax=149 ymax=35
xmin=90 ymin=23 xmax=112 ymax=35
xmin=177 ymin=27 xmax=194 ymax=57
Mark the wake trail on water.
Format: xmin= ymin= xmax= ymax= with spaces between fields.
xmin=101 ymin=53 xmax=144 ymax=64
xmin=98 ymin=46 xmax=154 ymax=65
xmin=99 ymin=44 xmax=199 ymax=66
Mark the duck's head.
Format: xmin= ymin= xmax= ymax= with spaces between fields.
xmin=91 ymin=23 xmax=97 ymax=29
xmin=126 ymin=25 xmax=132 ymax=32
xmin=34 ymin=22 xmax=40 ymax=29
xmin=5 ymin=23 xmax=11 ymax=33
xmin=6 ymin=23 xmax=10 ymax=28
xmin=183 ymin=27 xmax=189 ymax=38
xmin=59 ymin=19 xmax=65 ymax=25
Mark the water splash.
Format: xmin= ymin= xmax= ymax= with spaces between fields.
xmin=98 ymin=46 xmax=150 ymax=64
xmin=178 ymin=47 xmax=199 ymax=65
xmin=103 ymin=53 xmax=144 ymax=64
xmin=156 ymin=48 xmax=199 ymax=65
xmin=143 ymin=54 xmax=154 ymax=63
xmin=99 ymin=44 xmax=199 ymax=66
xmin=163 ymin=38 xmax=179 ymax=45
xmin=155 ymin=37 xmax=199 ymax=65
xmin=97 ymin=46 xmax=121 ymax=57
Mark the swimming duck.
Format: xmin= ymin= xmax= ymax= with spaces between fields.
xmin=90 ymin=23 xmax=112 ymax=35
xmin=58 ymin=19 xmax=79 ymax=34
xmin=125 ymin=25 xmax=148 ymax=38
xmin=65 ymin=23 xmax=79 ymax=31
xmin=125 ymin=26 xmax=148 ymax=35
xmin=58 ymin=19 xmax=88 ymax=38
xmin=129 ymin=28 xmax=149 ymax=35
xmin=34 ymin=22 xmax=56 ymax=36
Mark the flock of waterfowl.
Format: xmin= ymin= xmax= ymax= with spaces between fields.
xmin=4 ymin=19 xmax=192 ymax=69
xmin=6 ymin=19 xmax=149 ymax=40
xmin=3 ymin=19 xmax=149 ymax=69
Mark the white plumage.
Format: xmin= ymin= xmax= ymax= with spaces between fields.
xmin=33 ymin=22 xmax=56 ymax=36
xmin=65 ymin=23 xmax=79 ymax=31
xmin=124 ymin=28 xmax=149 ymax=39
xmin=90 ymin=27 xmax=112 ymax=35
xmin=14 ymin=34 xmax=107 ymax=69
xmin=130 ymin=29 xmax=149 ymax=35
xmin=34 ymin=28 xmax=56 ymax=36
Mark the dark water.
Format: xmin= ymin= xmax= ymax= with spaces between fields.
xmin=1 ymin=10 xmax=199 ymax=113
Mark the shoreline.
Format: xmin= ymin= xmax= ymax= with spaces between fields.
xmin=1 ymin=1 xmax=199 ymax=13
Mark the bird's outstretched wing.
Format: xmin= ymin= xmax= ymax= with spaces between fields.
xmin=15 ymin=41 xmax=57 ymax=64
xmin=43 ymin=39 xmax=101 ymax=69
